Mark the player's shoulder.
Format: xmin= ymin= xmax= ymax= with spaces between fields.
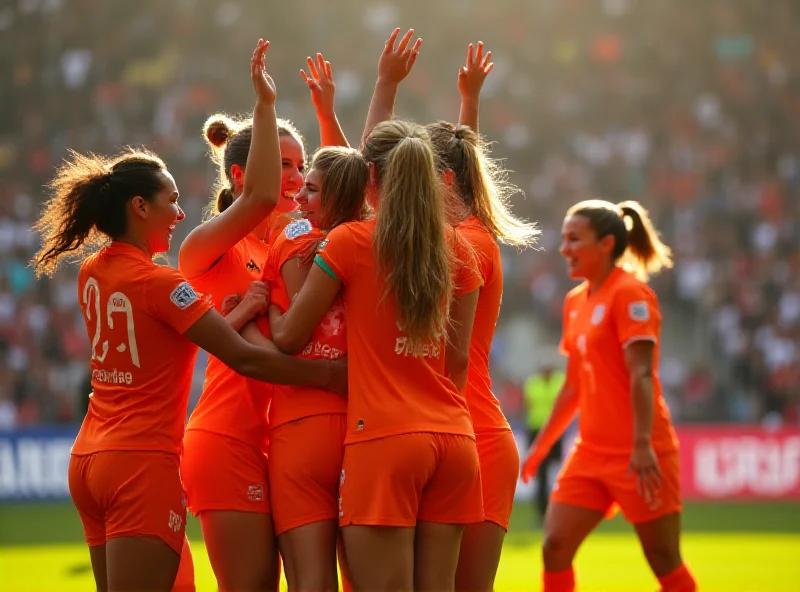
xmin=610 ymin=269 xmax=658 ymax=302
xmin=283 ymin=218 xmax=314 ymax=241
xmin=565 ymin=282 xmax=589 ymax=304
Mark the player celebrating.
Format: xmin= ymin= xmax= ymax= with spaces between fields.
xmin=521 ymin=200 xmax=697 ymax=592
xmin=427 ymin=42 xmax=540 ymax=592
xmin=268 ymin=119 xmax=483 ymax=592
xmin=244 ymin=146 xmax=368 ymax=591
xmin=178 ymin=42 xmax=349 ymax=592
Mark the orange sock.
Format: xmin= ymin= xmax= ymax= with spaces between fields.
xmin=543 ymin=567 xmax=575 ymax=592
xmin=171 ymin=536 xmax=195 ymax=592
xmin=658 ymin=563 xmax=697 ymax=592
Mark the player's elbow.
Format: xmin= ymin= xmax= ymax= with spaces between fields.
xmin=446 ymin=348 xmax=470 ymax=392
xmin=271 ymin=326 xmax=305 ymax=355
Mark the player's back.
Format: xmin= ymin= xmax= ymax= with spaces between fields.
xmin=74 ymin=242 xmax=211 ymax=456
xmin=456 ymin=216 xmax=508 ymax=431
xmin=317 ymin=219 xmax=476 ymax=444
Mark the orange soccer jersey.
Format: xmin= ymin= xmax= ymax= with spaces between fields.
xmin=560 ymin=267 xmax=678 ymax=455
xmin=315 ymin=219 xmax=482 ymax=444
xmin=264 ymin=219 xmax=347 ymax=428
xmin=181 ymin=234 xmax=271 ymax=448
xmin=73 ymin=242 xmax=213 ymax=456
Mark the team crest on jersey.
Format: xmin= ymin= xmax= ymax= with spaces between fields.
xmin=318 ymin=238 xmax=329 ymax=251
xmin=246 ymin=259 xmax=261 ymax=272
xmin=285 ymin=218 xmax=313 ymax=240
xmin=170 ymin=282 xmax=198 ymax=309
xmin=629 ymin=301 xmax=649 ymax=322
xmin=590 ymin=304 xmax=606 ymax=326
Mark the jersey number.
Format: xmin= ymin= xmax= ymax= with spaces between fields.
xmin=82 ymin=277 xmax=141 ymax=368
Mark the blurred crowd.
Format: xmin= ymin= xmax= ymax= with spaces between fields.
xmin=0 ymin=0 xmax=798 ymax=428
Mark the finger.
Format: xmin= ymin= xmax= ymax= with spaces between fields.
xmin=316 ymin=53 xmax=328 ymax=81
xmin=306 ymin=56 xmax=320 ymax=81
xmin=466 ymin=43 xmax=474 ymax=67
xmin=259 ymin=40 xmax=269 ymax=67
xmin=384 ymin=27 xmax=401 ymax=52
xmin=300 ymin=69 xmax=311 ymax=84
xmin=484 ymin=61 xmax=495 ymax=75
xmin=324 ymin=60 xmax=333 ymax=80
xmin=300 ymin=69 xmax=319 ymax=91
xmin=482 ymin=50 xmax=493 ymax=69
xmin=407 ymin=49 xmax=419 ymax=70
xmin=636 ymin=472 xmax=644 ymax=497
xmin=475 ymin=41 xmax=484 ymax=66
xmin=411 ymin=37 xmax=422 ymax=54
xmin=396 ymin=28 xmax=414 ymax=53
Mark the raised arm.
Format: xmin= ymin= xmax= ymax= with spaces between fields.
xmin=360 ymin=28 xmax=422 ymax=148
xmin=302 ymin=53 xmax=349 ymax=148
xmin=457 ymin=41 xmax=494 ymax=133
xmin=179 ymin=39 xmax=281 ymax=277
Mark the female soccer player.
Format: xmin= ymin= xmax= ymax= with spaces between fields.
xmin=268 ymin=120 xmax=483 ymax=592
xmin=427 ymin=42 xmax=540 ymax=592
xmin=521 ymin=200 xmax=697 ymax=592
xmin=247 ymin=146 xmax=369 ymax=591
xmin=177 ymin=44 xmax=348 ymax=591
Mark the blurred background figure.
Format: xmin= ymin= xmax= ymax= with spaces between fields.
xmin=523 ymin=356 xmax=564 ymax=525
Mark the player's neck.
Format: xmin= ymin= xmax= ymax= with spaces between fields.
xmin=586 ymin=262 xmax=616 ymax=295
xmin=114 ymin=234 xmax=152 ymax=258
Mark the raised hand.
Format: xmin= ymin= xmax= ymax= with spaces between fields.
xmin=377 ymin=28 xmax=422 ymax=85
xmin=251 ymin=38 xmax=277 ymax=105
xmin=458 ymin=41 xmax=494 ymax=102
xmin=301 ymin=53 xmax=337 ymax=118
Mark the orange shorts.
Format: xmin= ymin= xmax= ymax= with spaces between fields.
xmin=339 ymin=433 xmax=483 ymax=528
xmin=68 ymin=451 xmax=186 ymax=554
xmin=181 ymin=429 xmax=269 ymax=516
xmin=475 ymin=429 xmax=520 ymax=530
xmin=268 ymin=414 xmax=347 ymax=536
xmin=551 ymin=445 xmax=682 ymax=523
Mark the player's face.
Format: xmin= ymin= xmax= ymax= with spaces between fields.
xmin=559 ymin=214 xmax=604 ymax=280
xmin=277 ymin=135 xmax=305 ymax=214
xmin=294 ymin=166 xmax=323 ymax=227
xmin=147 ymin=170 xmax=185 ymax=255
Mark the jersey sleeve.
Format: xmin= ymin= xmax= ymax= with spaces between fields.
xmin=145 ymin=266 xmax=213 ymax=334
xmin=452 ymin=231 xmax=483 ymax=296
xmin=456 ymin=223 xmax=494 ymax=284
xmin=612 ymin=282 xmax=660 ymax=348
xmin=315 ymin=224 xmax=356 ymax=284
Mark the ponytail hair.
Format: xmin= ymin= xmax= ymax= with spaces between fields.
xmin=32 ymin=149 xmax=167 ymax=277
xmin=203 ymin=113 xmax=306 ymax=219
xmin=363 ymin=120 xmax=452 ymax=348
xmin=426 ymin=121 xmax=538 ymax=249
xmin=567 ymin=199 xmax=673 ymax=282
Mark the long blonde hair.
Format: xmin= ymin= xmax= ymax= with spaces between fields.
xmin=362 ymin=120 xmax=452 ymax=348
xmin=567 ymin=199 xmax=673 ymax=281
xmin=426 ymin=121 xmax=538 ymax=249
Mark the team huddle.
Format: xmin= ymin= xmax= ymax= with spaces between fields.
xmin=32 ymin=28 xmax=697 ymax=592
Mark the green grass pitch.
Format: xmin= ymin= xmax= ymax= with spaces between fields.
xmin=1 ymin=502 xmax=798 ymax=591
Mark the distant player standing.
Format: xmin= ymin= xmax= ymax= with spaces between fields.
xmin=522 ymin=200 xmax=697 ymax=592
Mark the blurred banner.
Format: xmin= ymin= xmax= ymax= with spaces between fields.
xmin=677 ymin=425 xmax=800 ymax=501
xmin=0 ymin=425 xmax=798 ymax=502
